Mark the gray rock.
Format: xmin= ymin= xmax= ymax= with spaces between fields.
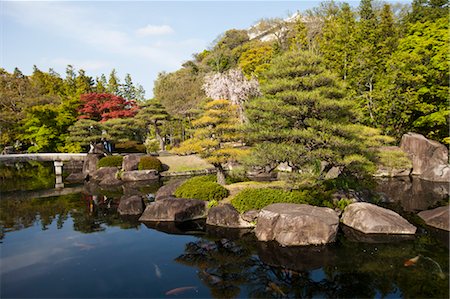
xmin=139 ymin=197 xmax=207 ymax=222
xmin=242 ymin=209 xmax=259 ymax=222
xmin=341 ymin=202 xmax=416 ymax=234
xmin=325 ymin=166 xmax=342 ymax=179
xmin=82 ymin=153 xmax=103 ymax=175
xmin=65 ymin=172 xmax=86 ymax=183
xmin=255 ymin=203 xmax=339 ymax=246
xmin=99 ymin=176 xmax=123 ymax=186
xmin=400 ymin=132 xmax=450 ymax=182
xmin=118 ymin=195 xmax=144 ymax=215
xmin=418 ymin=206 xmax=449 ymax=231
xmin=121 ymin=170 xmax=159 ymax=181
xmin=155 ymin=178 xmax=186 ymax=200
xmin=90 ymin=167 xmax=118 ymax=182
xmin=122 ymin=154 xmax=143 ymax=171
xmin=206 ymin=204 xmax=254 ymax=228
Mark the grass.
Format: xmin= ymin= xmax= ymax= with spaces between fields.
xmin=158 ymin=154 xmax=214 ymax=173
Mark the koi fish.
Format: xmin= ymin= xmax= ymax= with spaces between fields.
xmin=154 ymin=264 xmax=162 ymax=279
xmin=165 ymin=286 xmax=197 ymax=296
xmin=268 ymin=282 xmax=286 ymax=296
xmin=404 ymin=255 xmax=420 ymax=267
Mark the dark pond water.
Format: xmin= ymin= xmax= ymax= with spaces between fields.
xmin=0 ymin=162 xmax=449 ymax=298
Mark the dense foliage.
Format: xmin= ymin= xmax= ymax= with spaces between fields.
xmin=0 ymin=66 xmax=146 ymax=152
xmin=97 ymin=156 xmax=124 ymax=168
xmin=138 ymin=156 xmax=164 ymax=172
xmin=172 ymin=99 xmax=248 ymax=184
xmin=174 ymin=175 xmax=229 ymax=201
xmin=231 ymin=188 xmax=333 ymax=212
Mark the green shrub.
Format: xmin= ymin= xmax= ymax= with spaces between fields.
xmin=115 ymin=141 xmax=146 ymax=153
xmin=336 ymin=198 xmax=353 ymax=211
xmin=231 ymin=187 xmax=333 ymax=212
xmin=138 ymin=156 xmax=163 ymax=172
xmin=144 ymin=138 xmax=160 ymax=153
xmin=174 ymin=176 xmax=229 ymax=201
xmin=98 ymin=156 xmax=123 ymax=168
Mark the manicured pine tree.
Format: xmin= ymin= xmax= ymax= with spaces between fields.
xmin=134 ymin=100 xmax=170 ymax=150
xmin=246 ymin=50 xmax=388 ymax=178
xmin=173 ymin=99 xmax=247 ymax=185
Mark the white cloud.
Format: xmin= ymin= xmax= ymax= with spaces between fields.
xmin=136 ymin=24 xmax=175 ymax=36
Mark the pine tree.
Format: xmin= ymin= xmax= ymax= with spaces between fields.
xmin=246 ymin=50 xmax=387 ymax=178
xmin=121 ymin=73 xmax=136 ymax=100
xmin=134 ymin=100 xmax=170 ymax=150
xmin=107 ymin=69 xmax=120 ymax=95
xmin=173 ymin=99 xmax=247 ymax=185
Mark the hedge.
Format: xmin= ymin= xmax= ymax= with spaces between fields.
xmin=138 ymin=156 xmax=163 ymax=172
xmin=97 ymin=156 xmax=123 ymax=168
xmin=174 ymin=175 xmax=229 ymax=201
xmin=231 ymin=188 xmax=333 ymax=212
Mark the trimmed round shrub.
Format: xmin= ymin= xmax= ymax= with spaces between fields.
xmin=231 ymin=188 xmax=333 ymax=212
xmin=138 ymin=156 xmax=163 ymax=172
xmin=174 ymin=176 xmax=229 ymax=201
xmin=97 ymin=155 xmax=123 ymax=168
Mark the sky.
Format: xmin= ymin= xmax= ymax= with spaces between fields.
xmin=1 ymin=0 xmax=407 ymax=98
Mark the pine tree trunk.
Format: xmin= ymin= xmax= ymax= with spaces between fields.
xmin=215 ymin=164 xmax=226 ymax=186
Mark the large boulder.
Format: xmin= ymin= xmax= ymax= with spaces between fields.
xmin=341 ymin=202 xmax=416 ymax=234
xmin=206 ymin=204 xmax=254 ymax=228
xmin=122 ymin=154 xmax=142 ymax=171
xmin=155 ymin=179 xmax=186 ymax=200
xmin=255 ymin=203 xmax=339 ymax=246
xmin=90 ymin=167 xmax=118 ymax=181
xmin=139 ymin=198 xmax=207 ymax=222
xmin=400 ymin=132 xmax=450 ymax=182
xmin=82 ymin=153 xmax=103 ymax=176
xmin=418 ymin=206 xmax=449 ymax=231
xmin=90 ymin=167 xmax=122 ymax=186
xmin=118 ymin=195 xmax=144 ymax=215
xmin=121 ymin=170 xmax=159 ymax=182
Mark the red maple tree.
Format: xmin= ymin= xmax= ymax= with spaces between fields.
xmin=78 ymin=93 xmax=138 ymax=122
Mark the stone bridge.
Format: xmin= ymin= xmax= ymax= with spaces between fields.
xmin=0 ymin=153 xmax=87 ymax=188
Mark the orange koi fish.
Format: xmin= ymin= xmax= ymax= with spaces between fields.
xmin=404 ymin=255 xmax=420 ymax=267
xmin=165 ymin=286 xmax=197 ymax=296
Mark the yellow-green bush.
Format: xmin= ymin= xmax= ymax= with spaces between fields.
xmin=174 ymin=176 xmax=229 ymax=201
xmin=98 ymin=156 xmax=123 ymax=168
xmin=138 ymin=156 xmax=163 ymax=172
xmin=231 ymin=187 xmax=333 ymax=212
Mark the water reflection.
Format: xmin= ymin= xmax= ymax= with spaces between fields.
xmin=0 ymin=172 xmax=449 ymax=298
xmin=172 ymin=228 xmax=449 ymax=299
xmin=376 ymin=177 xmax=449 ymax=212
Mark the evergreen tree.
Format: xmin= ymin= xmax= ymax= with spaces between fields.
xmin=95 ymin=75 xmax=107 ymax=93
xmin=349 ymin=0 xmax=379 ymax=125
xmin=319 ymin=2 xmax=356 ymax=81
xmin=246 ymin=51 xmax=387 ymax=178
xmin=107 ymin=69 xmax=120 ymax=95
xmin=173 ymin=99 xmax=247 ymax=185
xmin=121 ymin=73 xmax=136 ymax=100
xmin=134 ymin=99 xmax=170 ymax=150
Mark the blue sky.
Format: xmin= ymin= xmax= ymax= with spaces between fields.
xmin=1 ymin=0 xmax=407 ymax=98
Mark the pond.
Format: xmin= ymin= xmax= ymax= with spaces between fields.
xmin=0 ymin=162 xmax=449 ymax=298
